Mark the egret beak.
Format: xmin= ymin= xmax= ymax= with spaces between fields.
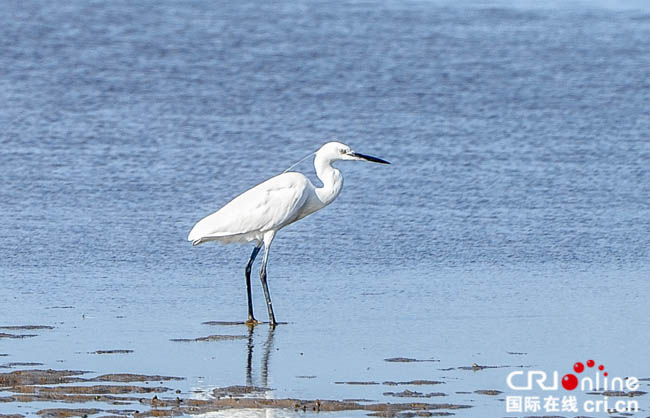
xmin=349 ymin=151 xmax=391 ymax=164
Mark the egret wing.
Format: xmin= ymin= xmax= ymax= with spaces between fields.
xmin=188 ymin=173 xmax=311 ymax=242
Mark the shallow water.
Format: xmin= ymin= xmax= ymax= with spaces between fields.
xmin=1 ymin=0 xmax=650 ymax=416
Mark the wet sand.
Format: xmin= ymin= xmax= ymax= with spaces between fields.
xmin=0 ymin=368 xmax=472 ymax=417
xmin=1 ymin=318 xmax=647 ymax=417
xmin=0 ymin=324 xmax=486 ymax=417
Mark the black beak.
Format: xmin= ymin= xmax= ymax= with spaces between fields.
xmin=350 ymin=152 xmax=391 ymax=164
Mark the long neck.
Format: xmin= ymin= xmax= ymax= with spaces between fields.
xmin=314 ymin=153 xmax=343 ymax=207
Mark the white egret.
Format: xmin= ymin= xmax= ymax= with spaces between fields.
xmin=188 ymin=141 xmax=390 ymax=326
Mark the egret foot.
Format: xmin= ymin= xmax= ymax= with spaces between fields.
xmin=245 ymin=318 xmax=262 ymax=327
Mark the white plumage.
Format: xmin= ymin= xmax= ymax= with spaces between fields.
xmin=188 ymin=172 xmax=312 ymax=245
xmin=188 ymin=141 xmax=389 ymax=325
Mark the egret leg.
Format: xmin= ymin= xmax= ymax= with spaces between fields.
xmin=245 ymin=244 xmax=262 ymax=324
xmin=260 ymin=232 xmax=277 ymax=326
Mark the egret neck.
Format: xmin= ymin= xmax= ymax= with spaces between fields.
xmin=314 ymin=151 xmax=343 ymax=207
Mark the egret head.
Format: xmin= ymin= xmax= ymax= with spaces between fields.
xmin=318 ymin=141 xmax=390 ymax=164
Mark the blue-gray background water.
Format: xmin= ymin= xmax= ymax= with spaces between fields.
xmin=1 ymin=0 xmax=649 ymax=416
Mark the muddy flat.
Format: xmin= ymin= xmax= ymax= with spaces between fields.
xmin=0 ymin=368 xmax=472 ymax=416
xmin=169 ymin=334 xmax=248 ymax=342
xmin=0 ymin=326 xmax=54 ymax=331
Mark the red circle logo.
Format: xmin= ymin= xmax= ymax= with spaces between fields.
xmin=562 ymin=373 xmax=579 ymax=390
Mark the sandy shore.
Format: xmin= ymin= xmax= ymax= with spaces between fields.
xmin=2 ymin=324 xmax=646 ymax=417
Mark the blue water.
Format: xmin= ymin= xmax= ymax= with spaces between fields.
xmin=1 ymin=0 xmax=649 ymax=416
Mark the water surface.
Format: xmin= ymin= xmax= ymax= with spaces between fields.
xmin=1 ymin=0 xmax=649 ymax=416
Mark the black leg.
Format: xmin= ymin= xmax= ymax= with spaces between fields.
xmin=245 ymin=245 xmax=262 ymax=324
xmin=259 ymin=249 xmax=277 ymax=326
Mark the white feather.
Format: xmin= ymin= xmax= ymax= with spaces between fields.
xmin=188 ymin=172 xmax=313 ymax=245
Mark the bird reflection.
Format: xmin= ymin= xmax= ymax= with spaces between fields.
xmin=188 ymin=324 xmax=278 ymax=418
xmin=246 ymin=324 xmax=275 ymax=388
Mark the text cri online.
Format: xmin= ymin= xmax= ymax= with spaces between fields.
xmin=506 ymin=371 xmax=639 ymax=414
